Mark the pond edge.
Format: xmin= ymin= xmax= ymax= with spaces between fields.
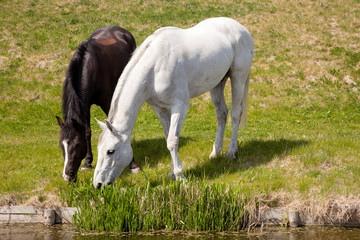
xmin=0 ymin=206 xmax=76 ymax=225
xmin=1 ymin=206 xmax=360 ymax=228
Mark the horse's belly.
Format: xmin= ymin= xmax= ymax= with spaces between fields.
xmin=186 ymin=54 xmax=233 ymax=98
xmin=188 ymin=72 xmax=228 ymax=98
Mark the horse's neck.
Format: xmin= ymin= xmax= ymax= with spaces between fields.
xmin=109 ymin=72 xmax=150 ymax=137
xmin=63 ymin=88 xmax=88 ymax=125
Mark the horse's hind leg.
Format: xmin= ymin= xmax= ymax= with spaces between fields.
xmin=209 ymin=77 xmax=228 ymax=158
xmin=227 ymin=70 xmax=250 ymax=158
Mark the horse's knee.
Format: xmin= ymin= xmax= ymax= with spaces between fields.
xmin=167 ymin=136 xmax=179 ymax=152
xmin=223 ymin=107 xmax=229 ymax=118
xmin=231 ymin=106 xmax=242 ymax=123
xmin=218 ymin=107 xmax=228 ymax=123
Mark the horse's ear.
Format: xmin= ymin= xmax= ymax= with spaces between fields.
xmin=56 ymin=116 xmax=64 ymax=128
xmin=96 ymin=118 xmax=107 ymax=132
xmin=105 ymin=119 xmax=115 ymax=134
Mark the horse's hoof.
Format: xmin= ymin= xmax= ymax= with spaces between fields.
xmin=81 ymin=165 xmax=93 ymax=171
xmin=177 ymin=176 xmax=187 ymax=183
xmin=168 ymin=173 xmax=176 ymax=181
xmin=209 ymin=151 xmax=218 ymax=159
xmin=168 ymin=173 xmax=186 ymax=182
xmin=225 ymin=152 xmax=236 ymax=159
xmin=130 ymin=160 xmax=141 ymax=174
xmin=130 ymin=167 xmax=141 ymax=174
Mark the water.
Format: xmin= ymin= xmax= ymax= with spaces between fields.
xmin=0 ymin=224 xmax=359 ymax=240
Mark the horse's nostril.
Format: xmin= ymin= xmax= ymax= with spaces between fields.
xmin=106 ymin=182 xmax=112 ymax=186
xmin=96 ymin=183 xmax=102 ymax=189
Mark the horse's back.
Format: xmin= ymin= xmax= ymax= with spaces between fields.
xmin=152 ymin=17 xmax=253 ymax=72
xmin=195 ymin=17 xmax=250 ymax=37
xmin=147 ymin=17 xmax=253 ymax=98
xmin=190 ymin=17 xmax=254 ymax=70
xmin=89 ymin=26 xmax=136 ymax=50
xmin=67 ymin=26 xmax=136 ymax=113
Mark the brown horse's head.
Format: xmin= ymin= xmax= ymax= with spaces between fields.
xmin=56 ymin=116 xmax=87 ymax=182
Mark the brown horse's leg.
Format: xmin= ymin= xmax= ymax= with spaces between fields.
xmin=82 ymin=127 xmax=93 ymax=170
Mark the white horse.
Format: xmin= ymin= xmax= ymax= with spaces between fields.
xmin=94 ymin=17 xmax=254 ymax=188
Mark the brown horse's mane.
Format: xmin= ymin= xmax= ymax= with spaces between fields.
xmin=62 ymin=40 xmax=89 ymax=125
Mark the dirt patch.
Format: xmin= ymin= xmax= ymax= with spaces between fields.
xmin=24 ymin=192 xmax=64 ymax=209
xmin=0 ymin=191 xmax=65 ymax=209
xmin=255 ymin=193 xmax=360 ymax=227
xmin=0 ymin=193 xmax=18 ymax=206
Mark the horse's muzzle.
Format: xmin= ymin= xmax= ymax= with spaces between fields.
xmin=63 ymin=174 xmax=77 ymax=182
xmin=94 ymin=180 xmax=113 ymax=189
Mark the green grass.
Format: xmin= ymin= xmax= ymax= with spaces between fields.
xmin=62 ymin=180 xmax=250 ymax=232
xmin=0 ymin=0 xmax=359 ymax=231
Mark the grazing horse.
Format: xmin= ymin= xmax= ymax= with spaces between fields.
xmin=93 ymin=18 xmax=254 ymax=188
xmin=56 ymin=25 xmax=139 ymax=182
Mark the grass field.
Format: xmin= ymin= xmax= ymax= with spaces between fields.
xmin=0 ymin=0 xmax=359 ymax=231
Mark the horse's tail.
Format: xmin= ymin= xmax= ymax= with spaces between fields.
xmin=239 ymin=74 xmax=250 ymax=129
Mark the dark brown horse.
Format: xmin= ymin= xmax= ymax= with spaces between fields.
xmin=56 ymin=26 xmax=139 ymax=182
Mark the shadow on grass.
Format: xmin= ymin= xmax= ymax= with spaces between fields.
xmin=131 ymin=137 xmax=192 ymax=168
xmin=128 ymin=137 xmax=308 ymax=183
xmin=186 ymin=138 xmax=309 ymax=180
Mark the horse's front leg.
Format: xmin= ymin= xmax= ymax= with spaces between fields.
xmin=167 ymin=99 xmax=189 ymax=181
xmin=82 ymin=126 xmax=93 ymax=170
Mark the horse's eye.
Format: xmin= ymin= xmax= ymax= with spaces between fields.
xmin=107 ymin=150 xmax=115 ymax=155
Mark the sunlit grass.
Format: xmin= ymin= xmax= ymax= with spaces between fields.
xmin=0 ymin=0 xmax=359 ymax=231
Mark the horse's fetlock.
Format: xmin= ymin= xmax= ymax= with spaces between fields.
xmin=175 ymin=167 xmax=184 ymax=175
xmin=174 ymin=168 xmax=184 ymax=179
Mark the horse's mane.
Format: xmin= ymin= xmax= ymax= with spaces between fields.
xmin=108 ymin=31 xmax=158 ymax=121
xmin=62 ymin=40 xmax=89 ymax=124
xmin=108 ymin=27 xmax=180 ymax=122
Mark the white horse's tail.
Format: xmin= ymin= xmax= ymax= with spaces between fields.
xmin=239 ymin=74 xmax=250 ymax=129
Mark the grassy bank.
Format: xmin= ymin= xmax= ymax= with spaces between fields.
xmin=62 ymin=180 xmax=250 ymax=232
xmin=0 ymin=0 xmax=359 ymax=231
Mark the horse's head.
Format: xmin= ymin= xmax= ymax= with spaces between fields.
xmin=93 ymin=119 xmax=133 ymax=189
xmin=56 ymin=116 xmax=87 ymax=182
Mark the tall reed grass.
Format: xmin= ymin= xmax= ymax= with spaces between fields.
xmin=61 ymin=180 xmax=251 ymax=232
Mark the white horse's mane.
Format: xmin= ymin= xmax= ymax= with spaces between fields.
xmin=108 ymin=28 xmax=175 ymax=121
xmin=108 ymin=34 xmax=153 ymax=120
